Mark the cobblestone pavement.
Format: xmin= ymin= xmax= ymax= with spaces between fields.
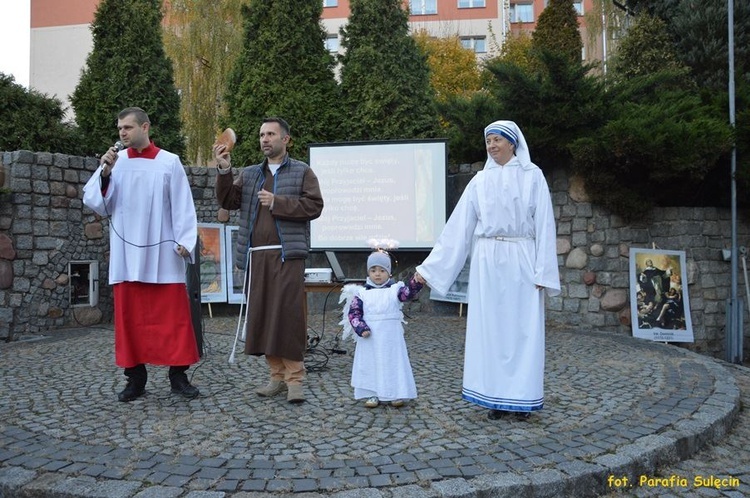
xmin=0 ymin=312 xmax=747 ymax=498
xmin=601 ymin=361 xmax=750 ymax=498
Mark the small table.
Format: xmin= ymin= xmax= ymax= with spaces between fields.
xmin=303 ymin=282 xmax=343 ymax=320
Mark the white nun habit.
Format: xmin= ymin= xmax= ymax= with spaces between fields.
xmin=416 ymin=120 xmax=560 ymax=413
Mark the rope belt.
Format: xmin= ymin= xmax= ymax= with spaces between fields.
xmin=228 ymin=244 xmax=282 ymax=363
xmin=488 ymin=236 xmax=534 ymax=242
xmin=247 ymin=245 xmax=283 ymax=293
xmin=250 ymin=244 xmax=283 ymax=252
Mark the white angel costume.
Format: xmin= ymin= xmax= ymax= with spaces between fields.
xmin=416 ymin=120 xmax=560 ymax=413
xmin=340 ymin=281 xmax=418 ymax=402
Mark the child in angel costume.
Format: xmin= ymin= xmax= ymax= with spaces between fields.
xmin=340 ymin=250 xmax=423 ymax=408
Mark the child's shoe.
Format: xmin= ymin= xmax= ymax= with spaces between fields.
xmin=390 ymin=399 xmax=405 ymax=407
xmin=364 ymin=396 xmax=379 ymax=408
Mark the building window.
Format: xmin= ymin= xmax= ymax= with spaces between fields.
xmin=323 ymin=0 xmax=338 ymax=7
xmin=461 ymin=36 xmax=487 ymax=53
xmin=510 ymin=3 xmax=534 ymax=23
xmin=458 ymin=0 xmax=486 ymax=7
xmin=325 ymin=35 xmax=339 ymax=53
xmin=410 ymin=0 xmax=438 ymax=15
xmin=543 ymin=0 xmax=583 ymax=15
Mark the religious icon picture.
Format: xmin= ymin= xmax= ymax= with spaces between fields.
xmin=197 ymin=223 xmax=227 ymax=303
xmin=629 ymin=248 xmax=694 ymax=343
xmin=224 ymin=225 xmax=247 ymax=304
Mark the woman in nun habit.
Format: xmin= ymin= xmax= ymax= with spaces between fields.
xmin=415 ymin=120 xmax=560 ymax=420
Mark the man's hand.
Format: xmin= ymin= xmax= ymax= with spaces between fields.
xmin=100 ymin=146 xmax=120 ymax=177
xmin=176 ymin=244 xmax=190 ymax=258
xmin=258 ymin=189 xmax=274 ymax=208
xmin=414 ymin=272 xmax=426 ymax=285
xmin=213 ymin=143 xmax=231 ymax=170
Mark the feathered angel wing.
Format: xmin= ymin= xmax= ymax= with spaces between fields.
xmin=339 ymin=283 xmax=365 ymax=341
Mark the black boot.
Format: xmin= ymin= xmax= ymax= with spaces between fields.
xmin=488 ymin=409 xmax=505 ymax=420
xmin=118 ymin=364 xmax=147 ymax=402
xmin=169 ymin=366 xmax=200 ymax=398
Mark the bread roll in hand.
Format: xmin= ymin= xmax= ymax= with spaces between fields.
xmin=215 ymin=128 xmax=237 ymax=152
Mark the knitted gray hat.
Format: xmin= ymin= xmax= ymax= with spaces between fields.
xmin=367 ymin=251 xmax=392 ymax=274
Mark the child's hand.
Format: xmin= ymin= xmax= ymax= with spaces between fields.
xmin=361 ymin=330 xmax=371 ymax=338
xmin=414 ymin=272 xmax=425 ymax=285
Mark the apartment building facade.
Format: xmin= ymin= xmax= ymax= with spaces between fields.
xmin=29 ymin=0 xmax=600 ymax=115
xmin=321 ymin=1 xmax=598 ymax=60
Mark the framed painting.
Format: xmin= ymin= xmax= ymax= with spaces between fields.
xmin=429 ymin=258 xmax=469 ymax=304
xmin=224 ymin=225 xmax=247 ymax=304
xmin=629 ymin=248 xmax=693 ymax=342
xmin=197 ymin=223 xmax=227 ymax=303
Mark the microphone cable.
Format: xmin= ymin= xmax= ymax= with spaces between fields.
xmin=88 ymin=143 xmax=214 ymax=404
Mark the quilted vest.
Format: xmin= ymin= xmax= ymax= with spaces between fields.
xmin=234 ymin=156 xmax=311 ymax=268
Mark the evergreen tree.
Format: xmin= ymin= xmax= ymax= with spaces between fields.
xmin=439 ymin=21 xmax=602 ymax=168
xmin=627 ymin=0 xmax=750 ymax=90
xmin=569 ymin=71 xmax=734 ymax=219
xmin=733 ymin=81 xmax=750 ymax=198
xmin=164 ymin=0 xmax=244 ymax=166
xmin=0 ymin=73 xmax=82 ymax=155
xmin=610 ymin=13 xmax=686 ymax=82
xmin=71 ymin=0 xmax=184 ymax=156
xmin=670 ymin=0 xmax=749 ymax=90
xmin=482 ymin=51 xmax=606 ymax=170
xmin=436 ymin=32 xmax=534 ymax=166
xmin=223 ymin=0 xmax=340 ymax=166
xmin=531 ymin=0 xmax=583 ymax=65
xmin=338 ymin=0 xmax=440 ymax=141
xmin=437 ymin=91 xmax=502 ymax=165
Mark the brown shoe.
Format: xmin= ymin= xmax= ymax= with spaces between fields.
xmin=286 ymin=383 xmax=306 ymax=404
xmin=256 ymin=380 xmax=286 ymax=397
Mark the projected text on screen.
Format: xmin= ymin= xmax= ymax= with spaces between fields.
xmin=310 ymin=140 xmax=447 ymax=250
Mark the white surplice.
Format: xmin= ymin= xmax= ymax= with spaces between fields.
xmin=82 ymin=148 xmax=198 ymax=285
xmin=416 ymin=155 xmax=560 ymax=412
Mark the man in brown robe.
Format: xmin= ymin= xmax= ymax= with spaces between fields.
xmin=213 ymin=117 xmax=324 ymax=403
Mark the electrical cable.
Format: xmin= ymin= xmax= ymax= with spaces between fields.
xmin=304 ymin=284 xmax=357 ymax=370
xmin=78 ymin=156 xmax=207 ymax=404
xmin=99 ymin=173 xmax=183 ymax=251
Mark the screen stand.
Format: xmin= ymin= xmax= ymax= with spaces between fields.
xmin=324 ymin=251 xmax=347 ymax=282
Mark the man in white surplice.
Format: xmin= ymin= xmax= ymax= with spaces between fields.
xmin=415 ymin=120 xmax=560 ymax=421
xmin=82 ymin=107 xmax=200 ymax=403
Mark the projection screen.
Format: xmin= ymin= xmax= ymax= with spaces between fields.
xmin=309 ymin=139 xmax=448 ymax=251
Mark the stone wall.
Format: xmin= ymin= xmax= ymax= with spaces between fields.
xmin=544 ymin=167 xmax=747 ymax=359
xmin=0 ymin=150 xmax=748 ymax=361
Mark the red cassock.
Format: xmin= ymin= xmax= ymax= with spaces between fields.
xmin=113 ymin=282 xmax=200 ymax=367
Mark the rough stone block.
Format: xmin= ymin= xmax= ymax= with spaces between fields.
xmin=0 ymin=260 xmax=13 ymax=289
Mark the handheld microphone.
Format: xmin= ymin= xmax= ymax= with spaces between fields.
xmin=103 ymin=141 xmax=125 ymax=166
